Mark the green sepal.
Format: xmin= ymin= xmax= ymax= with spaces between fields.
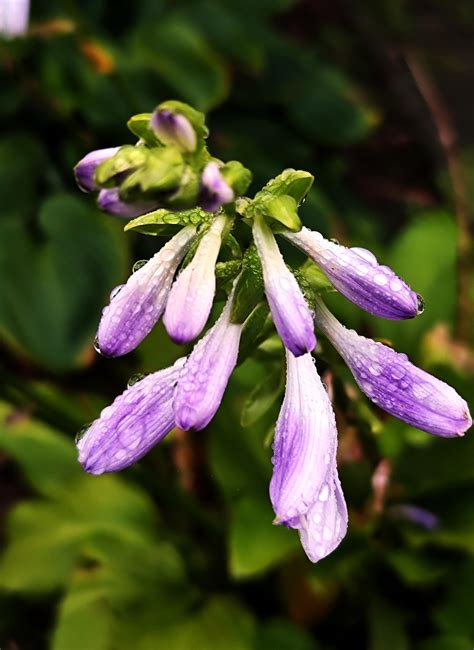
xmin=230 ymin=245 xmax=264 ymax=324
xmin=255 ymin=168 xmax=314 ymax=204
xmin=94 ymin=145 xmax=149 ymax=188
xmin=119 ymin=147 xmax=184 ymax=201
xmin=127 ymin=113 xmax=161 ymax=146
xmin=124 ymin=207 xmax=210 ymax=236
xmin=165 ymin=166 xmax=200 ymax=210
xmin=264 ymin=195 xmax=301 ymax=232
xmin=237 ymin=302 xmax=271 ymax=365
xmin=220 ymin=232 xmax=242 ymax=260
xmin=220 ymin=161 xmax=252 ymax=196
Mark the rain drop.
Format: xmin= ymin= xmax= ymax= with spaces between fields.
xmin=329 ymin=238 xmax=340 ymax=245
xmin=133 ymin=259 xmax=148 ymax=273
xmin=128 ymin=373 xmax=145 ymax=387
xmin=416 ymin=293 xmax=425 ymax=314
xmin=75 ymin=423 xmax=92 ymax=444
xmin=93 ymin=336 xmax=103 ymax=355
xmin=110 ymin=284 xmax=124 ymax=300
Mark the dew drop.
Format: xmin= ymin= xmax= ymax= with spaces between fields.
xmin=351 ymin=247 xmax=377 ymax=265
xmin=75 ymin=423 xmax=92 ymax=444
xmin=319 ymin=483 xmax=329 ymax=502
xmin=329 ymin=237 xmax=340 ymax=245
xmin=133 ymin=259 xmax=148 ymax=273
xmin=110 ymin=284 xmax=124 ymax=300
xmin=128 ymin=373 xmax=145 ymax=387
xmin=416 ymin=293 xmax=425 ymax=314
xmin=93 ymin=336 xmax=103 ymax=355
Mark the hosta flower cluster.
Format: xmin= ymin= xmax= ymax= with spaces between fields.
xmin=75 ymin=101 xmax=472 ymax=564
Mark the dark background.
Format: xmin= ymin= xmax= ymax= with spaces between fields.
xmin=0 ymin=1 xmax=473 ymax=648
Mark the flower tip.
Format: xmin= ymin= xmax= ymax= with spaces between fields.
xmin=272 ymin=515 xmax=283 ymax=525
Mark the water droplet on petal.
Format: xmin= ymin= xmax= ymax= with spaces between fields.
xmin=110 ymin=284 xmax=124 ymax=300
xmin=133 ymin=259 xmax=148 ymax=273
xmin=329 ymin=237 xmax=340 ymax=245
xmin=319 ymin=483 xmax=329 ymax=502
xmin=416 ymin=293 xmax=425 ymax=314
xmin=351 ymin=247 xmax=377 ymax=265
xmin=127 ymin=373 xmax=145 ymax=387
xmin=75 ymin=423 xmax=92 ymax=444
xmin=93 ymin=336 xmax=103 ymax=355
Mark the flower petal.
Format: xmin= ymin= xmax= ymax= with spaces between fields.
xmin=97 ymin=226 xmax=196 ymax=357
xmin=174 ymin=290 xmax=242 ymax=431
xmin=298 ymin=473 xmax=348 ymax=563
xmin=314 ymin=299 xmax=472 ymax=437
xmin=77 ymin=358 xmax=186 ymax=474
xmin=253 ymin=218 xmax=316 ymax=356
xmin=74 ymin=147 xmax=120 ymax=192
xmin=271 ymin=351 xmax=337 ymax=522
xmin=199 ymin=162 xmax=234 ymax=212
xmin=150 ymin=109 xmax=197 ymax=152
xmin=0 ymin=0 xmax=30 ymax=37
xmin=163 ymin=214 xmax=227 ymax=344
xmin=284 ymin=227 xmax=420 ymax=320
xmin=97 ymin=188 xmax=158 ymax=219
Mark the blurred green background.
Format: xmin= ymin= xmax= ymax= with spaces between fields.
xmin=1 ymin=1 xmax=474 ymax=648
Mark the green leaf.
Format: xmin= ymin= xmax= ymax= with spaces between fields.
xmin=368 ymin=595 xmax=409 ymax=650
xmin=240 ymin=365 xmax=283 ymax=427
xmin=256 ymin=619 xmax=318 ymax=650
xmin=0 ymin=194 xmax=127 ymax=371
xmin=229 ymin=496 xmax=299 ymax=578
xmin=286 ymin=65 xmax=379 ymax=146
xmin=221 ymin=160 xmax=253 ymax=196
xmin=132 ymin=18 xmax=229 ymax=111
xmin=127 ymin=113 xmax=161 ymax=146
xmin=139 ymin=596 xmax=255 ymax=650
xmin=125 ymin=207 xmax=210 ymax=236
xmin=52 ymin=572 xmax=114 ymax=650
xmin=119 ymin=147 xmax=184 ymax=200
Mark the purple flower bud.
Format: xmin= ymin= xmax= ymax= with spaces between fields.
xmin=271 ymin=351 xmax=347 ymax=562
xmin=284 ymin=227 xmax=420 ymax=320
xmin=74 ymin=147 xmax=120 ymax=192
xmin=163 ymin=214 xmax=227 ymax=344
xmin=199 ymin=162 xmax=234 ymax=212
xmin=77 ymin=358 xmax=186 ymax=475
xmin=96 ymin=226 xmax=196 ymax=357
xmin=150 ymin=109 xmax=197 ymax=152
xmin=253 ymin=217 xmax=316 ymax=357
xmin=0 ymin=0 xmax=30 ymax=37
xmin=174 ymin=289 xmax=242 ymax=431
xmin=97 ymin=188 xmax=159 ymax=219
xmin=389 ymin=504 xmax=439 ymax=530
xmin=314 ymin=299 xmax=472 ymax=437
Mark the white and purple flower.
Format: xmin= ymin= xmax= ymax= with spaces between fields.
xmin=199 ymin=162 xmax=234 ymax=213
xmin=74 ymin=147 xmax=121 ymax=193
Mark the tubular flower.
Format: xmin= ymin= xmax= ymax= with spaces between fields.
xmin=253 ymin=216 xmax=316 ymax=357
xmin=97 ymin=188 xmax=158 ymax=219
xmin=77 ymin=359 xmax=186 ymax=475
xmin=271 ymin=351 xmax=348 ymax=561
xmin=96 ymin=226 xmax=196 ymax=357
xmin=174 ymin=288 xmax=242 ymax=431
xmin=74 ymin=147 xmax=120 ymax=192
xmin=199 ymin=162 xmax=234 ymax=212
xmin=314 ymin=298 xmax=472 ymax=437
xmin=163 ymin=213 xmax=228 ymax=344
xmin=284 ymin=227 xmax=420 ymax=320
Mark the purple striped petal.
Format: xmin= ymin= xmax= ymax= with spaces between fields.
xmin=271 ymin=351 xmax=347 ymax=562
xmin=97 ymin=226 xmax=196 ymax=357
xmin=0 ymin=0 xmax=30 ymax=37
xmin=74 ymin=147 xmax=120 ymax=192
xmin=163 ymin=214 xmax=227 ymax=344
xmin=284 ymin=227 xmax=420 ymax=320
xmin=98 ymin=188 xmax=158 ymax=219
xmin=314 ymin=299 xmax=472 ymax=437
xmin=253 ymin=217 xmax=316 ymax=357
xmin=199 ymin=162 xmax=234 ymax=212
xmin=174 ymin=291 xmax=242 ymax=431
xmin=150 ymin=109 xmax=197 ymax=152
xmin=77 ymin=358 xmax=186 ymax=475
